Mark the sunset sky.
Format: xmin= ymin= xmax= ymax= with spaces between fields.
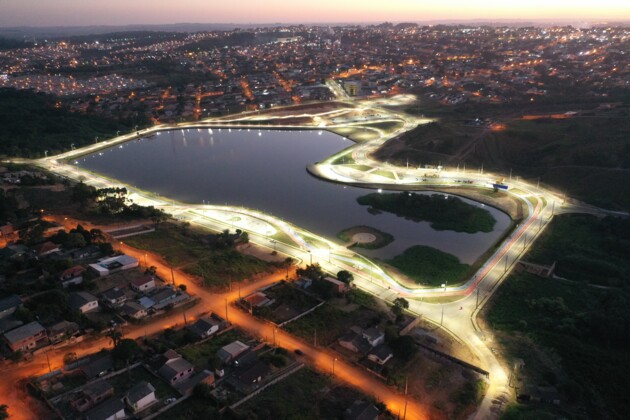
xmin=0 ymin=0 xmax=628 ymax=26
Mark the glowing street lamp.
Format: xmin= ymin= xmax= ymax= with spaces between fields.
xmin=332 ymin=357 xmax=338 ymax=375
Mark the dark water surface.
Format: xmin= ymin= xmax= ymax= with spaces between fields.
xmin=77 ymin=128 xmax=511 ymax=264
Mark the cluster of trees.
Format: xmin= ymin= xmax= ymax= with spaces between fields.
xmin=357 ymin=192 xmax=496 ymax=233
xmin=71 ymin=182 xmax=170 ymax=227
xmin=0 ymin=88 xmax=136 ymax=158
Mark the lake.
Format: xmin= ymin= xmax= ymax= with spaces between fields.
xmin=76 ymin=128 xmax=511 ymax=264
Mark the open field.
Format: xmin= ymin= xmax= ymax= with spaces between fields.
xmin=525 ymin=214 xmax=630 ymax=287
xmin=485 ymin=270 xmax=630 ymax=419
xmin=122 ymin=222 xmax=272 ymax=288
xmin=375 ymin=115 xmax=630 ymax=210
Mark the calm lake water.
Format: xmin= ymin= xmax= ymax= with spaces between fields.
xmin=76 ymin=128 xmax=511 ymax=264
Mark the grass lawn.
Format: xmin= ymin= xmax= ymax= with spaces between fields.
xmin=386 ymin=246 xmax=470 ymax=287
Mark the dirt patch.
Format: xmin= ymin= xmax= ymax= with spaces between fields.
xmin=236 ymin=242 xmax=287 ymax=263
xmin=352 ymin=232 xmax=376 ymax=243
xmin=337 ymin=225 xmax=394 ymax=250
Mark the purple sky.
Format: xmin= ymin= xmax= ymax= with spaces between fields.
xmin=0 ymin=0 xmax=628 ymax=26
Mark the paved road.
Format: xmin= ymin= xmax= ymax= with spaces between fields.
xmin=25 ymin=101 xmax=612 ymax=419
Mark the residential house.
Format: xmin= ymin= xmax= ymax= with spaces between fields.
xmin=48 ymin=320 xmax=79 ymax=344
xmin=70 ymin=380 xmax=114 ymax=413
xmin=124 ymin=381 xmax=156 ymax=413
xmin=3 ymin=321 xmax=48 ymax=352
xmin=59 ymin=266 xmax=86 ymax=288
xmin=338 ymin=328 xmax=371 ymax=354
xmin=225 ymin=352 xmax=269 ymax=394
xmin=186 ymin=315 xmax=221 ymax=339
xmin=85 ymin=398 xmax=126 ymax=420
xmin=80 ymin=353 xmax=114 ymax=379
xmin=119 ymin=301 xmax=147 ymax=319
xmin=130 ymin=275 xmax=156 ymax=293
xmin=217 ymin=340 xmax=250 ymax=364
xmin=343 ymin=400 xmax=379 ymax=420
xmin=0 ymin=223 xmax=15 ymax=240
xmin=100 ymin=287 xmax=127 ymax=308
xmin=367 ymin=344 xmax=394 ymax=366
xmin=0 ymin=294 xmax=22 ymax=319
xmin=362 ymin=327 xmax=385 ymax=347
xmin=89 ymin=254 xmax=138 ymax=277
xmin=323 ymin=277 xmax=349 ymax=293
xmin=33 ymin=241 xmax=60 ymax=257
xmin=158 ymin=351 xmax=195 ymax=385
xmin=69 ymin=291 xmax=99 ymax=313
xmin=294 ymin=277 xmax=312 ymax=289
xmin=243 ymin=292 xmax=273 ymax=309
xmin=174 ymin=370 xmax=215 ymax=396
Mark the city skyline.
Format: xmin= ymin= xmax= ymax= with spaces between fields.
xmin=0 ymin=0 xmax=629 ymax=27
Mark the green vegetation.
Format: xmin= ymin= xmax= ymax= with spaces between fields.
xmin=387 ymin=246 xmax=470 ymax=286
xmin=178 ymin=330 xmax=240 ymax=370
xmin=0 ymin=88 xmax=141 ymax=157
xmin=337 ymin=225 xmax=394 ymax=249
xmin=123 ymin=222 xmax=272 ymax=288
xmin=237 ymin=367 xmax=384 ymax=419
xmin=284 ymin=304 xmax=351 ymax=346
xmin=487 ymin=272 xmax=630 ymax=419
xmin=357 ymin=192 xmax=496 ymax=233
xmin=376 ymin=116 xmax=630 ymax=211
xmin=526 ymin=214 xmax=630 ymax=287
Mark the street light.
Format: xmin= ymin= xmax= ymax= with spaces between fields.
xmin=332 ymin=357 xmax=338 ymax=375
xmin=308 ymin=250 xmax=312 ymax=265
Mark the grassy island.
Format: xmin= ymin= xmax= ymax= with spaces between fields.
xmin=357 ymin=192 xmax=496 ymax=233
xmin=387 ymin=245 xmax=470 ymax=287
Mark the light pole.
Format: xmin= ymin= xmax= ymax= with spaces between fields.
xmin=308 ymin=250 xmax=312 ymax=265
xmin=332 ymin=357 xmax=337 ymax=375
xmin=44 ymin=150 xmax=48 ymax=158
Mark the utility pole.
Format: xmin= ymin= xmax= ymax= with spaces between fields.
xmin=440 ymin=305 xmax=444 ymax=326
xmin=171 ymin=267 xmax=176 ymax=286
xmin=225 ymin=298 xmax=229 ymax=322
xmin=46 ymin=350 xmax=52 ymax=373
xmin=403 ymin=376 xmax=409 ymax=420
xmin=476 ymin=287 xmax=480 ymax=308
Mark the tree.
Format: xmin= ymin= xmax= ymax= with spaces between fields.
xmin=65 ymin=232 xmax=86 ymax=248
xmin=112 ymin=338 xmax=142 ymax=365
xmin=391 ymin=297 xmax=409 ymax=319
xmin=178 ymin=284 xmax=187 ymax=292
xmin=296 ymin=263 xmax=323 ymax=280
xmin=0 ymin=404 xmax=8 ymax=420
xmin=107 ymin=329 xmax=123 ymax=347
xmin=337 ymin=270 xmax=354 ymax=284
xmin=240 ymin=231 xmax=249 ymax=244
xmin=150 ymin=208 xmax=169 ymax=229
